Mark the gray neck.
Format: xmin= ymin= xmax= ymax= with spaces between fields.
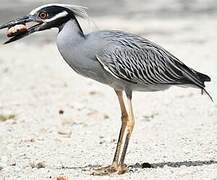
xmin=56 ymin=19 xmax=86 ymax=72
xmin=58 ymin=17 xmax=84 ymax=37
xmin=57 ymin=19 xmax=85 ymax=49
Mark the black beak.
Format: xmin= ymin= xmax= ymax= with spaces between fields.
xmin=0 ymin=15 xmax=43 ymax=44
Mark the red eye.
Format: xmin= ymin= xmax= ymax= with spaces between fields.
xmin=39 ymin=12 xmax=48 ymax=19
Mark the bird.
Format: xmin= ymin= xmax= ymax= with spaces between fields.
xmin=0 ymin=4 xmax=212 ymax=175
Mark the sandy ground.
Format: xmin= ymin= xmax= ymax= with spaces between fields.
xmin=0 ymin=4 xmax=217 ymax=180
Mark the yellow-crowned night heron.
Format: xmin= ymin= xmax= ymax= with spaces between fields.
xmin=0 ymin=4 xmax=212 ymax=175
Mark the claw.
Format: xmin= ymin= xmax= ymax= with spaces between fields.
xmin=91 ymin=164 xmax=128 ymax=176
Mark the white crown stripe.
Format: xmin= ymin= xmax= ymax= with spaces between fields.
xmin=44 ymin=11 xmax=68 ymax=22
xmin=29 ymin=4 xmax=88 ymax=19
xmin=30 ymin=4 xmax=59 ymax=15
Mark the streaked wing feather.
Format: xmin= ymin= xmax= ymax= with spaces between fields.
xmin=97 ymin=46 xmax=194 ymax=86
xmin=95 ymin=31 xmax=207 ymax=88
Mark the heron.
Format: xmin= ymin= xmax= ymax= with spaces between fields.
xmin=0 ymin=4 xmax=212 ymax=175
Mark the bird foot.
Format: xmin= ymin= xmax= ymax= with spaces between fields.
xmin=91 ymin=164 xmax=128 ymax=176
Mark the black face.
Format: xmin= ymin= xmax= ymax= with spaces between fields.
xmin=0 ymin=4 xmax=75 ymax=44
xmin=33 ymin=6 xmax=74 ymax=29
xmin=36 ymin=6 xmax=68 ymax=19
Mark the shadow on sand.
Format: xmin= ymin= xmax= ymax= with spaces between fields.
xmin=58 ymin=160 xmax=217 ymax=171
xmin=129 ymin=160 xmax=217 ymax=169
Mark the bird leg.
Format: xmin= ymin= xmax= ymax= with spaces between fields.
xmin=91 ymin=90 xmax=129 ymax=175
xmin=119 ymin=95 xmax=135 ymax=167
xmin=108 ymin=93 xmax=135 ymax=175
xmin=112 ymin=90 xmax=128 ymax=167
xmin=92 ymin=91 xmax=135 ymax=175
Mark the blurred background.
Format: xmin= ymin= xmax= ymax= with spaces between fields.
xmin=1 ymin=0 xmax=217 ymax=19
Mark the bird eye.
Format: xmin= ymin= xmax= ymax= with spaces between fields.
xmin=39 ymin=12 xmax=48 ymax=19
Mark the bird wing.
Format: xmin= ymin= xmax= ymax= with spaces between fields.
xmin=96 ymin=43 xmax=205 ymax=87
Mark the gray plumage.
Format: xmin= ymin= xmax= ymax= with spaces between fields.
xmin=57 ymin=21 xmax=211 ymax=98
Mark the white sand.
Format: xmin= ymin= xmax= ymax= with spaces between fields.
xmin=0 ymin=16 xmax=217 ymax=180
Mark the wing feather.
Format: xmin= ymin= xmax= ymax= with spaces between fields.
xmin=97 ymin=47 xmax=189 ymax=86
xmin=96 ymin=31 xmax=207 ymax=88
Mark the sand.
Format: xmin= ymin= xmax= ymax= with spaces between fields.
xmin=0 ymin=4 xmax=217 ymax=180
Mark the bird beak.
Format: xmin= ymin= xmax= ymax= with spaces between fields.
xmin=0 ymin=15 xmax=43 ymax=44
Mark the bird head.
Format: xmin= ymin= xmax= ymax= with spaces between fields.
xmin=0 ymin=4 xmax=88 ymax=44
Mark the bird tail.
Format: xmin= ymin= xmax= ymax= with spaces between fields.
xmin=196 ymin=72 xmax=211 ymax=83
xmin=196 ymin=71 xmax=213 ymax=102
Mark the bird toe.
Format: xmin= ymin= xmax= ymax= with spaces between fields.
xmin=91 ymin=164 xmax=128 ymax=176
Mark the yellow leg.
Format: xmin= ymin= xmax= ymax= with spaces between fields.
xmin=119 ymin=96 xmax=135 ymax=166
xmin=92 ymin=90 xmax=134 ymax=175
xmin=112 ymin=90 xmax=128 ymax=166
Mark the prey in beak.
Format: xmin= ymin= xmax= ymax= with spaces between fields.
xmin=0 ymin=15 xmax=43 ymax=44
xmin=0 ymin=4 xmax=87 ymax=44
